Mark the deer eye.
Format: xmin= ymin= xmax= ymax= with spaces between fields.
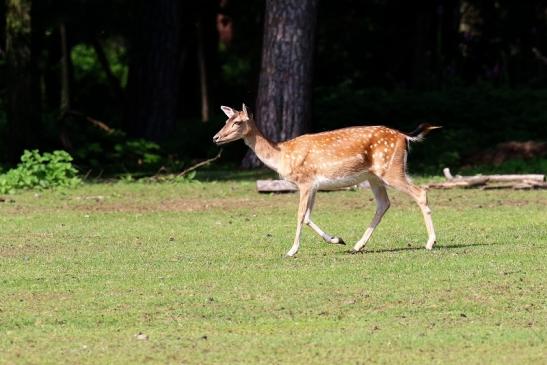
xmin=233 ymin=121 xmax=242 ymax=126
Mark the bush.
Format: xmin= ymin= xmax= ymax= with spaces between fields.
xmin=74 ymin=135 xmax=163 ymax=172
xmin=60 ymin=112 xmax=224 ymax=176
xmin=459 ymin=158 xmax=547 ymax=175
xmin=0 ymin=150 xmax=81 ymax=194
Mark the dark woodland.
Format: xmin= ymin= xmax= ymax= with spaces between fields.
xmin=1 ymin=0 xmax=547 ymax=174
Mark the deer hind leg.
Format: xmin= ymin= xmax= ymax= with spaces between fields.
xmin=285 ymin=185 xmax=314 ymax=257
xmin=383 ymin=175 xmax=436 ymax=250
xmin=351 ymin=178 xmax=390 ymax=253
xmin=304 ymin=190 xmax=346 ymax=245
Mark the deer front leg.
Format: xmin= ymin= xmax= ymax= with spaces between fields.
xmin=303 ymin=190 xmax=345 ymax=245
xmin=285 ymin=186 xmax=312 ymax=257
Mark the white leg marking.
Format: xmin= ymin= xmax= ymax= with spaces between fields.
xmin=383 ymin=178 xmax=437 ymax=250
xmin=286 ymin=186 xmax=313 ymax=257
xmin=352 ymin=179 xmax=390 ymax=252
xmin=303 ymin=190 xmax=344 ymax=245
xmin=419 ymin=191 xmax=436 ymax=249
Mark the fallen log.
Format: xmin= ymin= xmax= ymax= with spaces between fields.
xmin=442 ymin=168 xmax=544 ymax=183
xmin=481 ymin=181 xmax=547 ymax=190
xmin=256 ymin=180 xmax=370 ymax=193
xmin=512 ymin=181 xmax=547 ymax=190
xmin=481 ymin=183 xmax=517 ymax=190
xmin=427 ymin=177 xmax=489 ymax=189
xmin=478 ymin=174 xmax=545 ymax=183
xmin=256 ymin=180 xmax=297 ymax=193
xmin=442 ymin=167 xmax=455 ymax=179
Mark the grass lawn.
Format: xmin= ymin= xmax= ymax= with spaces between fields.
xmin=0 ymin=175 xmax=546 ymax=364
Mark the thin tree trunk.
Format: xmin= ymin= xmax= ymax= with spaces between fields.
xmin=5 ymin=0 xmax=36 ymax=162
xmin=242 ymin=0 xmax=318 ymax=168
xmin=59 ymin=22 xmax=70 ymax=115
xmin=196 ymin=21 xmax=209 ymax=122
xmin=124 ymin=0 xmax=181 ymax=141
xmin=200 ymin=0 xmax=220 ymax=120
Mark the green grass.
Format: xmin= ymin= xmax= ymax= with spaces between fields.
xmin=0 ymin=177 xmax=546 ymax=364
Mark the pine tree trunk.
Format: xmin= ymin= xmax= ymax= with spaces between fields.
xmin=124 ymin=0 xmax=181 ymax=142
xmin=59 ymin=22 xmax=70 ymax=115
xmin=242 ymin=0 xmax=318 ymax=168
xmin=196 ymin=21 xmax=209 ymax=122
xmin=5 ymin=0 xmax=36 ymax=162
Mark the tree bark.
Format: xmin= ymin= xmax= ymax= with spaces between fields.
xmin=242 ymin=0 xmax=318 ymax=168
xmin=124 ymin=0 xmax=181 ymax=142
xmin=5 ymin=0 xmax=37 ymax=163
xmin=59 ymin=22 xmax=70 ymax=115
xmin=196 ymin=21 xmax=209 ymax=122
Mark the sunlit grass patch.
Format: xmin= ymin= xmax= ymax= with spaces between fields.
xmin=0 ymin=179 xmax=546 ymax=364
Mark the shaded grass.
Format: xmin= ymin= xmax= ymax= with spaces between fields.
xmin=0 ymin=179 xmax=546 ymax=364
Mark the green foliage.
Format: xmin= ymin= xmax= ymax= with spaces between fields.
xmin=0 ymin=150 xmax=80 ymax=194
xmin=0 ymin=103 xmax=6 ymax=159
xmin=5 ymin=0 xmax=31 ymax=35
xmin=68 ymin=38 xmax=128 ymax=120
xmin=113 ymin=139 xmax=162 ymax=167
xmin=69 ymin=124 xmax=211 ymax=180
xmin=70 ymin=125 xmax=165 ymax=173
xmin=71 ymin=40 xmax=128 ymax=88
xmin=220 ymin=50 xmax=252 ymax=91
xmin=459 ymin=158 xmax=547 ymax=175
xmin=71 ymin=44 xmax=97 ymax=76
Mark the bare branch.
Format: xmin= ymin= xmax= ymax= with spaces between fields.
xmin=177 ymin=149 xmax=223 ymax=177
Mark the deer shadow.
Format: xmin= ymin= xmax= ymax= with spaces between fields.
xmin=339 ymin=241 xmax=506 ymax=255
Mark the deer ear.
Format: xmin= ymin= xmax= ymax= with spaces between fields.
xmin=221 ymin=105 xmax=235 ymax=118
xmin=242 ymin=103 xmax=250 ymax=119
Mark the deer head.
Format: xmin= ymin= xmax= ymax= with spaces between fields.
xmin=212 ymin=104 xmax=254 ymax=145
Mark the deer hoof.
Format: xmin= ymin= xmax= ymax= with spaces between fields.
xmin=348 ymin=248 xmax=363 ymax=254
xmin=331 ymin=237 xmax=346 ymax=245
xmin=425 ymin=239 xmax=436 ymax=250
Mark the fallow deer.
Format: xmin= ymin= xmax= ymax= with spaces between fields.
xmin=213 ymin=104 xmax=440 ymax=257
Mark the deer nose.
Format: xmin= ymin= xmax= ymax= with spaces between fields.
xmin=212 ymin=134 xmax=220 ymax=143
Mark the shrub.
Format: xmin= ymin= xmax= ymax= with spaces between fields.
xmin=0 ymin=150 xmax=81 ymax=194
xmin=459 ymin=158 xmax=547 ymax=175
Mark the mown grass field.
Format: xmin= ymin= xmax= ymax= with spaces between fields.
xmin=1 ymin=175 xmax=546 ymax=364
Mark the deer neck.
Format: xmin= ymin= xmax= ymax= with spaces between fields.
xmin=243 ymin=124 xmax=281 ymax=172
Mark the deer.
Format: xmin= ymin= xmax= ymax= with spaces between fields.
xmin=213 ymin=104 xmax=441 ymax=257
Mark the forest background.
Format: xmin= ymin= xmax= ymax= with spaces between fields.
xmin=1 ymin=0 xmax=546 ymax=176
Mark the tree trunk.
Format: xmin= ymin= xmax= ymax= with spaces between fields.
xmin=59 ymin=22 xmax=70 ymax=115
xmin=177 ymin=0 xmax=219 ymax=121
xmin=5 ymin=0 xmax=37 ymax=163
xmin=0 ymin=1 xmax=6 ymax=56
xmin=242 ymin=0 xmax=318 ymax=168
xmin=196 ymin=21 xmax=209 ymax=122
xmin=124 ymin=0 xmax=181 ymax=142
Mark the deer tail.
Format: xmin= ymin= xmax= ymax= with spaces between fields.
xmin=404 ymin=123 xmax=442 ymax=142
